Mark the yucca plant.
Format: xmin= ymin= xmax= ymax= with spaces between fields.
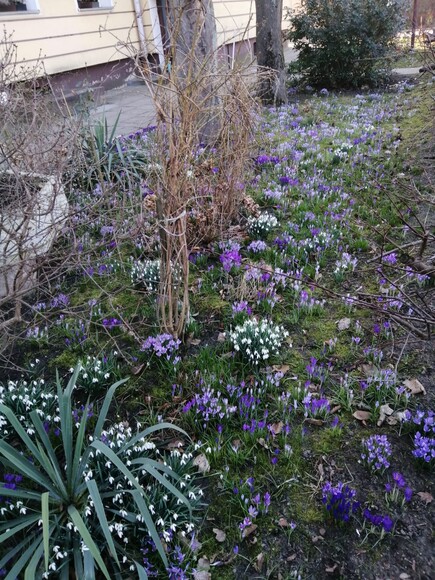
xmin=74 ymin=113 xmax=149 ymax=189
xmin=0 ymin=365 xmax=197 ymax=578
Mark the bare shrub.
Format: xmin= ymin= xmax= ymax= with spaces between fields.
xmin=120 ymin=7 xmax=261 ymax=337
xmin=0 ymin=31 xmax=81 ymax=334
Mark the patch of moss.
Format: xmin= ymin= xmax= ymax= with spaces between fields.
xmin=49 ymin=350 xmax=80 ymax=371
xmin=311 ymin=427 xmax=344 ymax=455
xmin=290 ymin=488 xmax=324 ymax=524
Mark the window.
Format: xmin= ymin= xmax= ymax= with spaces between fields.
xmin=77 ymin=0 xmax=113 ymax=9
xmin=0 ymin=1 xmax=39 ymax=12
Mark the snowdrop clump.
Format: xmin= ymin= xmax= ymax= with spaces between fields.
xmin=228 ymin=318 xmax=289 ymax=365
xmin=248 ymin=213 xmax=279 ymax=239
xmin=130 ymin=258 xmax=160 ymax=290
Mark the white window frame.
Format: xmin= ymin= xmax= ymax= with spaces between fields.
xmin=77 ymin=0 xmax=113 ymax=10
xmin=0 ymin=1 xmax=40 ymax=15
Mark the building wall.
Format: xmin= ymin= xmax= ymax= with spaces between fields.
xmin=0 ymin=0 xmax=151 ymax=76
xmin=213 ymin=0 xmax=299 ymax=46
xmin=0 ymin=0 xmax=301 ymax=85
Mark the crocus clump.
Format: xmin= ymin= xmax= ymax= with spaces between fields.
xmin=385 ymin=473 xmax=412 ymax=506
xmin=141 ymin=334 xmax=181 ymax=364
xmin=412 ymin=432 xmax=435 ymax=464
xmin=321 ymin=481 xmax=359 ymax=522
xmin=361 ymin=435 xmax=392 ymax=472
xmin=219 ymin=241 xmax=242 ymax=272
xmin=403 ymin=409 xmax=434 ymax=435
xmin=363 ymin=508 xmax=394 ymax=533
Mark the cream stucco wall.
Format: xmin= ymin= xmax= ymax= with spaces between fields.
xmin=0 ymin=1 xmax=301 ymax=78
xmin=0 ymin=0 xmax=152 ymax=76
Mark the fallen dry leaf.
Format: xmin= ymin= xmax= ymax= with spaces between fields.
xmin=271 ymin=364 xmax=290 ymax=374
xmin=270 ymin=421 xmax=284 ymax=435
xmin=305 ymin=418 xmax=324 ymax=426
xmin=166 ymin=439 xmax=185 ymax=450
xmin=353 ymin=410 xmax=371 ymax=422
xmin=131 ymin=363 xmax=145 ymax=376
xmin=287 ymin=554 xmax=297 ymax=562
xmin=231 ymin=439 xmax=242 ymax=452
xmin=190 ymin=338 xmax=201 ymax=346
xmin=337 ymin=317 xmax=351 ymax=331
xmin=193 ymin=454 xmax=210 ymax=474
xmin=386 ymin=415 xmax=399 ymax=426
xmin=377 ymin=403 xmax=394 ymax=426
xmin=193 ymin=557 xmax=211 ymax=580
xmin=254 ymin=552 xmax=265 ymax=573
xmin=399 ymin=574 xmax=410 ymax=580
xmin=360 ymin=363 xmax=376 ymax=377
xmin=278 ymin=517 xmax=289 ymax=528
xmin=326 ymin=564 xmax=338 ymax=574
xmin=416 ymin=491 xmax=433 ymax=504
xmin=258 ymin=437 xmax=270 ymax=450
xmin=217 ymin=332 xmax=226 ymax=343
xmin=404 ymin=378 xmax=426 ymax=396
xmin=212 ymin=528 xmax=226 ymax=543
xmin=242 ymin=523 xmax=258 ymax=539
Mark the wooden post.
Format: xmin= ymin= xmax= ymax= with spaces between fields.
xmin=411 ymin=0 xmax=419 ymax=49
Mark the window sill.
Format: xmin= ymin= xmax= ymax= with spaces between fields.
xmin=78 ymin=7 xmax=114 ymax=13
xmin=0 ymin=10 xmax=40 ymax=17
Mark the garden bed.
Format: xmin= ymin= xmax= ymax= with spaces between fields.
xmin=0 ymin=74 xmax=434 ymax=578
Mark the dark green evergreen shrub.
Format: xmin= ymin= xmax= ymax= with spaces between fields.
xmin=287 ymin=0 xmax=407 ymax=88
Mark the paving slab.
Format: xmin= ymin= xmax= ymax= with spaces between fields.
xmin=392 ymin=67 xmax=421 ymax=76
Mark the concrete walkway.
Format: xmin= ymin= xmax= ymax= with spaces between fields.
xmin=89 ymin=43 xmax=299 ymax=137
xmin=88 ymin=46 xmax=421 ymax=137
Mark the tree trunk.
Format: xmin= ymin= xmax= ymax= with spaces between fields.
xmin=166 ymin=0 xmax=219 ymax=143
xmin=255 ymin=0 xmax=288 ymax=106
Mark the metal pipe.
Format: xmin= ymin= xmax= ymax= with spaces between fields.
xmin=132 ymin=0 xmax=147 ymax=56
xmin=148 ymin=0 xmax=165 ymax=70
